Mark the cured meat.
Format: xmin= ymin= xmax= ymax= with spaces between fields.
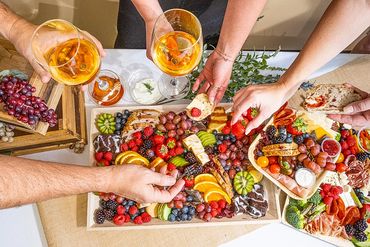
xmin=346 ymin=160 xmax=369 ymax=188
xmin=305 ymin=213 xmax=350 ymax=240
xmin=232 ymin=184 xmax=268 ymax=218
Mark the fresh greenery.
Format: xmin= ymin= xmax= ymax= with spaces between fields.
xmin=186 ymin=45 xmax=285 ymax=102
xmin=143 ymin=81 xmax=154 ymax=94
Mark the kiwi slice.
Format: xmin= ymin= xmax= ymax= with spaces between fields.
xmin=96 ymin=113 xmax=116 ymax=134
xmin=233 ymin=171 xmax=255 ymax=195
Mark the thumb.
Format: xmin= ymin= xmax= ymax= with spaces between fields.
xmin=148 ymin=171 xmax=177 ymax=186
xmin=245 ymin=112 xmax=267 ymax=135
xmin=343 ymin=98 xmax=370 ymax=114
xmin=29 ymin=59 xmax=51 ymax=83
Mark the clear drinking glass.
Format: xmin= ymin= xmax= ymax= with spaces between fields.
xmin=151 ymin=9 xmax=203 ymax=100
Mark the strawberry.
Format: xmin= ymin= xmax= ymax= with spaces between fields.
xmin=175 ymin=146 xmax=184 ymax=155
xmin=154 ymin=144 xmax=169 ymax=160
xmin=343 ymin=149 xmax=352 ymax=157
xmin=167 ymin=163 xmax=176 ymax=171
xmin=321 ymin=183 xmax=331 ymax=193
xmin=221 ymin=125 xmax=231 ymax=134
xmin=166 ymin=137 xmax=176 ymax=149
xmin=116 ymin=205 xmax=126 ymax=215
xmin=218 ymin=199 xmax=227 ymax=209
xmin=190 ymin=107 xmax=201 ymax=117
xmin=132 ymin=131 xmax=142 ymax=140
xmin=143 ymin=126 xmax=154 ymax=137
xmin=231 ymin=120 xmax=247 ymax=139
xmin=113 ymin=214 xmax=125 ymax=225
xmin=340 ymin=141 xmax=349 ymax=150
xmin=346 ymin=135 xmax=356 ymax=147
xmin=218 ymin=143 xmax=227 ymax=153
xmin=340 ymin=129 xmax=350 ymax=138
xmin=210 ymin=201 xmax=219 ymax=209
xmin=95 ymin=152 xmax=104 ymax=162
xmin=120 ymin=143 xmax=129 ymax=152
xmin=244 ymin=107 xmax=259 ymax=121
xmin=128 ymin=140 xmax=136 ymax=149
xmin=153 ymin=134 xmax=165 ymax=145
xmin=103 ymin=152 xmax=113 ymax=162
xmin=286 ymin=118 xmax=307 ymax=135
xmin=135 ymin=138 xmax=143 ymax=146
xmin=211 ymin=209 xmax=218 ymax=217
xmin=168 ymin=148 xmax=176 ymax=157
xmin=323 ymin=196 xmax=333 ymax=206
xmin=184 ymin=177 xmax=194 ymax=188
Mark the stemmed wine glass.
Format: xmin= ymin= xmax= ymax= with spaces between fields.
xmin=151 ymin=9 xmax=203 ymax=100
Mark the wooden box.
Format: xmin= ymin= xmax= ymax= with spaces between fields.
xmin=87 ymin=104 xmax=281 ymax=230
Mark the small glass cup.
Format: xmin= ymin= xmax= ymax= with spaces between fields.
xmin=128 ymin=69 xmax=162 ymax=105
xmin=357 ymin=126 xmax=370 ymax=154
xmin=321 ymin=138 xmax=341 ymax=162
xmin=87 ymin=69 xmax=124 ymax=106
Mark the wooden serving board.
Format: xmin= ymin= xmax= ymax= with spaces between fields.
xmin=87 ymin=104 xmax=281 ymax=230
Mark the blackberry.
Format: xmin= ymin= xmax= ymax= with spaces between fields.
xmin=294 ymin=135 xmax=304 ymax=144
xmin=275 ymin=134 xmax=286 ymax=143
xmin=103 ymin=209 xmax=115 ymax=221
xmin=99 ymin=199 xmax=107 ymax=209
xmin=94 ymin=209 xmax=105 ymax=224
xmin=278 ymin=127 xmax=287 ymax=136
xmin=184 ymin=152 xmax=197 ymax=163
xmin=266 ymin=125 xmax=277 ymax=138
xmin=139 ymin=146 xmax=147 ymax=156
xmin=354 ymin=231 xmax=368 ymax=242
xmin=354 ymin=219 xmax=368 ymax=232
xmin=345 ymin=224 xmax=356 ymax=236
xmin=142 ymin=139 xmax=153 ymax=149
xmin=106 ymin=199 xmax=118 ymax=210
xmin=356 ymin=152 xmax=368 ymax=162
xmin=205 ymin=146 xmax=214 ymax=154
xmin=183 ymin=164 xmax=203 ymax=177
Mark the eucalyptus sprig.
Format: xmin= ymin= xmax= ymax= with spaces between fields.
xmin=187 ymin=44 xmax=285 ymax=102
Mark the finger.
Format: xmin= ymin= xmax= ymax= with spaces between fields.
xmin=149 ymin=172 xmax=177 ymax=187
xmin=208 ymin=83 xmax=221 ymax=103
xmin=193 ymin=72 xmax=206 ymax=92
xmin=214 ymin=87 xmax=227 ymax=105
xmin=81 ymin=85 xmax=88 ymax=91
xmin=81 ymin=30 xmax=106 ymax=57
xmin=29 ymin=59 xmax=51 ymax=83
xmin=328 ymin=113 xmax=369 ymax=126
xmin=233 ymin=88 xmax=248 ymax=104
xmin=231 ymin=97 xmax=253 ymax=125
xmin=344 ymin=83 xmax=369 ymax=98
xmin=343 ymin=98 xmax=370 ymax=114
xmin=151 ymin=179 xmax=185 ymax=203
xmin=244 ymin=111 xmax=268 ymax=135
xmin=198 ymin=81 xmax=210 ymax=94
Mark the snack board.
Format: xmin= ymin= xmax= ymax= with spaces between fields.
xmin=87 ymin=104 xmax=281 ymax=230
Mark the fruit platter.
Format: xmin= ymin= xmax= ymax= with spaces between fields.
xmin=87 ymin=98 xmax=281 ymax=229
xmin=249 ymin=103 xmax=343 ymax=200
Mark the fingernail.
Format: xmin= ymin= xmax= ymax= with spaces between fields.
xmin=343 ymin=106 xmax=353 ymax=113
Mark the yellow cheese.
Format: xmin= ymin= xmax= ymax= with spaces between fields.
xmin=196 ymin=152 xmax=210 ymax=165
xmin=315 ymin=127 xmax=333 ymax=139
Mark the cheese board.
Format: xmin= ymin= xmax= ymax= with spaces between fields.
xmin=87 ymin=103 xmax=282 ymax=230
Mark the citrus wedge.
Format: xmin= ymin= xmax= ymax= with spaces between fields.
xmin=194 ymin=173 xmax=217 ymax=184
xmin=249 ymin=169 xmax=263 ymax=183
xmin=115 ymin=151 xmax=139 ymax=164
xmin=204 ymin=188 xmax=231 ymax=204
xmin=125 ymin=155 xmax=149 ymax=166
xmin=150 ymin=157 xmax=164 ymax=169
xmin=193 ymin=181 xmax=221 ymax=193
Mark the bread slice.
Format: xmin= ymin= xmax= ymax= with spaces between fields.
xmin=186 ymin=93 xmax=214 ymax=121
xmin=303 ymin=84 xmax=362 ymax=114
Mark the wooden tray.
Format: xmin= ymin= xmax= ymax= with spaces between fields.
xmin=87 ymin=104 xmax=281 ymax=230
xmin=281 ymin=196 xmax=353 ymax=247
xmin=247 ymin=115 xmax=339 ymax=200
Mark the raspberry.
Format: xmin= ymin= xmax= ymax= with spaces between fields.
xmin=190 ymin=107 xmax=201 ymax=117
xmin=113 ymin=214 xmax=125 ymax=225
xmin=117 ymin=205 xmax=126 ymax=215
xmin=184 ymin=178 xmax=194 ymax=188
xmin=210 ymin=201 xmax=219 ymax=209
xmin=135 ymin=138 xmax=143 ymax=146
xmin=128 ymin=140 xmax=136 ymax=149
xmin=143 ymin=126 xmax=154 ymax=137
xmin=132 ymin=131 xmax=142 ymax=140
xmin=323 ymin=196 xmax=333 ymax=206
xmin=340 ymin=141 xmax=349 ymax=150
xmin=141 ymin=212 xmax=151 ymax=223
xmin=94 ymin=209 xmax=105 ymax=224
xmin=124 ymin=214 xmax=131 ymax=222
xmin=95 ymin=152 xmax=104 ymax=161
xmin=321 ymin=183 xmax=331 ymax=193
xmin=167 ymin=163 xmax=176 ymax=171
xmin=133 ymin=216 xmax=143 ymax=224
xmin=129 ymin=205 xmax=138 ymax=215
xmin=120 ymin=143 xmax=129 ymax=152
xmin=101 ymin=159 xmax=110 ymax=166
xmin=168 ymin=148 xmax=176 ymax=157
xmin=131 ymin=146 xmax=139 ymax=152
xmin=218 ymin=199 xmax=227 ymax=209
xmin=103 ymin=152 xmax=113 ymax=162
xmin=211 ymin=209 xmax=218 ymax=217
xmin=218 ymin=143 xmax=227 ymax=153
xmin=347 ymin=136 xmax=356 ymax=147
xmin=341 ymin=129 xmax=350 ymax=138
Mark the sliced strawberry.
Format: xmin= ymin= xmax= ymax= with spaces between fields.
xmin=190 ymin=107 xmax=201 ymax=117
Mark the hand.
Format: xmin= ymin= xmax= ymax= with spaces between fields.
xmin=145 ymin=19 xmax=155 ymax=60
xmin=328 ymin=84 xmax=370 ymax=128
xmin=9 ymin=18 xmax=105 ymax=83
xmin=105 ymin=164 xmax=184 ymax=203
xmin=231 ymin=83 xmax=289 ymax=134
xmin=192 ymin=50 xmax=234 ymax=105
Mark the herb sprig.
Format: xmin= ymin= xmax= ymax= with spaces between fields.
xmin=143 ymin=81 xmax=154 ymax=94
xmin=186 ymin=45 xmax=285 ymax=102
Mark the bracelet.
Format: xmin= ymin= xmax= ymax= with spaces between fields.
xmin=7 ymin=17 xmax=22 ymax=42
xmin=214 ymin=48 xmax=235 ymax=62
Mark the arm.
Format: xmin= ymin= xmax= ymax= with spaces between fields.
xmin=0 ymin=156 xmax=183 ymax=209
xmin=232 ymin=0 xmax=370 ymax=132
xmin=193 ymin=0 xmax=267 ymax=104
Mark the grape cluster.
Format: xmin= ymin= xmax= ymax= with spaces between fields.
xmin=0 ymin=76 xmax=57 ymax=127
xmin=297 ymin=138 xmax=332 ymax=174
xmin=156 ymin=111 xmax=198 ymax=138
xmin=0 ymin=121 xmax=15 ymax=143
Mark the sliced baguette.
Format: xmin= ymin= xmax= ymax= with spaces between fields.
xmin=186 ymin=93 xmax=214 ymax=121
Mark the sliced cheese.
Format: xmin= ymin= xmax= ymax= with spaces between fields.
xmin=183 ymin=134 xmax=204 ymax=154
xmin=195 ymin=152 xmax=210 ymax=165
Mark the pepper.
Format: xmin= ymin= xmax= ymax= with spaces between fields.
xmin=360 ymin=204 xmax=370 ymax=223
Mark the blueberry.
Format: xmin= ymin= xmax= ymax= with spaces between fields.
xmin=172 ymin=209 xmax=178 ymax=216
xmin=116 ymin=112 xmax=123 ymax=118
xmin=121 ymin=119 xmax=127 ymax=124
xmin=127 ymin=200 xmax=134 ymax=206
xmin=122 ymin=200 xmax=127 ymax=206
xmin=216 ymin=140 xmax=222 ymax=145
xmin=181 ymin=214 xmax=188 ymax=221
xmin=224 ymin=135 xmax=230 ymax=140
xmin=303 ymin=133 xmax=309 ymax=139
xmin=139 ymin=208 xmax=145 ymax=213
xmin=124 ymin=109 xmax=130 ymax=115
xmin=187 ymin=215 xmax=192 ymax=221
xmin=115 ymin=118 xmax=121 ymax=123
xmin=168 ymin=214 xmax=175 ymax=222
xmin=212 ymin=130 xmax=217 ymax=135
xmin=287 ymin=133 xmax=292 ymax=138
xmin=224 ymin=164 xmax=231 ymax=171
xmin=114 ymin=130 xmax=121 ymax=135
xmin=230 ymin=137 xmax=236 ymax=143
xmin=256 ymin=150 xmax=263 ymax=157
xmin=235 ymin=166 xmax=241 ymax=172
xmin=188 ymin=207 xmax=195 ymax=216
xmin=219 ymin=135 xmax=224 ymax=141
xmin=186 ymin=196 xmax=193 ymax=202
xmin=176 ymin=216 xmax=181 ymax=222
xmin=182 ymin=206 xmax=189 ymax=214
xmin=125 ymin=205 xmax=130 ymax=211
xmin=115 ymin=123 xmax=122 ymax=130
xmin=286 ymin=137 xmax=293 ymax=143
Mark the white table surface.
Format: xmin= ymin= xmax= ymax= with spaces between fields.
xmin=0 ymin=50 xmax=364 ymax=247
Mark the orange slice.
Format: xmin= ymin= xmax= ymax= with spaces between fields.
xmin=204 ymin=188 xmax=231 ymax=204
xmin=249 ymin=169 xmax=263 ymax=183
xmin=150 ymin=157 xmax=164 ymax=169
xmin=124 ymin=155 xmax=149 ymax=166
xmin=194 ymin=174 xmax=217 ymax=184
xmin=193 ymin=181 xmax=221 ymax=193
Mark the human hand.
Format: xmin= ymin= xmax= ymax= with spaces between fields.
xmin=328 ymin=84 xmax=370 ymax=128
xmin=105 ymin=164 xmax=184 ymax=203
xmin=9 ymin=18 xmax=105 ymax=83
xmin=231 ymin=83 xmax=289 ymax=134
xmin=145 ymin=19 xmax=156 ymax=60
xmin=192 ymin=50 xmax=234 ymax=105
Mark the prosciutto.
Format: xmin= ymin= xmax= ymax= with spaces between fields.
xmin=346 ymin=160 xmax=369 ymax=188
xmin=305 ymin=213 xmax=350 ymax=240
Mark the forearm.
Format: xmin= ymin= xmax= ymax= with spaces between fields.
xmin=281 ymin=0 xmax=370 ymax=93
xmin=131 ymin=0 xmax=163 ymax=23
xmin=0 ymin=156 xmax=109 ymax=208
xmin=217 ymin=0 xmax=267 ymax=59
xmin=0 ymin=2 xmax=20 ymax=40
